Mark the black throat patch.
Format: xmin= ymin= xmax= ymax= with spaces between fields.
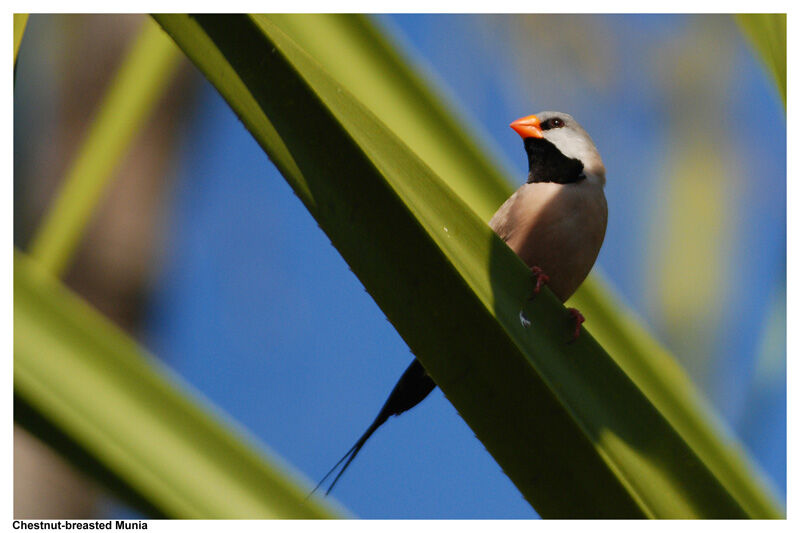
xmin=524 ymin=137 xmax=585 ymax=184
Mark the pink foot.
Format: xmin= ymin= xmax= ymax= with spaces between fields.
xmin=529 ymin=266 xmax=550 ymax=298
xmin=567 ymin=307 xmax=585 ymax=342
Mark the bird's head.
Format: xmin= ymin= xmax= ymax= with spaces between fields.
xmin=510 ymin=111 xmax=605 ymax=186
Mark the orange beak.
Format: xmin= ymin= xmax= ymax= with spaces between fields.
xmin=510 ymin=114 xmax=543 ymax=139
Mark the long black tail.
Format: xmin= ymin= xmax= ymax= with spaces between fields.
xmin=308 ymin=359 xmax=436 ymax=497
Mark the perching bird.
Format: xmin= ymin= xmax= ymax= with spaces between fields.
xmin=310 ymin=111 xmax=607 ymax=497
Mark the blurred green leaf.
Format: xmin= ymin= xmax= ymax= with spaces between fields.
xmin=14 ymin=14 xmax=28 ymax=65
xmin=14 ymin=249 xmax=340 ymax=518
xmin=736 ymin=14 xmax=786 ymax=105
xmin=154 ymin=14 xmax=782 ymax=518
xmin=29 ymin=17 xmax=182 ymax=277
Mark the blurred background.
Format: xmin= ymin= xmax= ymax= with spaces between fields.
xmin=14 ymin=14 xmax=785 ymax=519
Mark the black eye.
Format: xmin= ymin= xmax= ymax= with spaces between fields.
xmin=542 ymin=118 xmax=565 ymax=130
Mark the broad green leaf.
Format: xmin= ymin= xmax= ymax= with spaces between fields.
xmin=14 ymin=250 xmax=340 ymax=518
xmin=736 ymin=14 xmax=786 ymax=105
xmin=265 ymin=14 xmax=514 ymax=222
xmin=29 ymin=17 xmax=182 ymax=277
xmin=155 ymin=14 xmax=782 ymax=518
xmin=271 ymin=14 xmax=784 ymax=518
xmin=571 ymin=274 xmax=783 ymax=518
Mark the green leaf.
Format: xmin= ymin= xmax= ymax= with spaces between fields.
xmin=735 ymin=14 xmax=786 ymax=105
xmin=267 ymin=14 xmax=785 ymax=518
xmin=265 ymin=14 xmax=514 ymax=222
xmin=569 ymin=274 xmax=783 ymax=518
xmin=14 ymin=250 xmax=341 ymax=518
xmin=14 ymin=13 xmax=29 ymax=66
xmin=154 ymin=14 xmax=782 ymax=517
xmin=28 ymin=17 xmax=182 ymax=277
xmin=250 ymin=25 xmax=782 ymax=515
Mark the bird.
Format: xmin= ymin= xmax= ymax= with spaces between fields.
xmin=309 ymin=111 xmax=607 ymax=497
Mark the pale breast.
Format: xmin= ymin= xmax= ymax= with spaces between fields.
xmin=489 ymin=181 xmax=607 ymax=301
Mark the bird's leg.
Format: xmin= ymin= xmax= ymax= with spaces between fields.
xmin=520 ymin=266 xmax=550 ymax=328
xmin=566 ymin=307 xmax=585 ymax=342
xmin=529 ymin=266 xmax=550 ymax=298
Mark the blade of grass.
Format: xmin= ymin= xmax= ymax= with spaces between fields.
xmin=155 ymin=14 xmax=782 ymax=517
xmin=14 ymin=249 xmax=341 ymax=518
xmin=28 ymin=17 xmax=181 ymax=277
xmin=14 ymin=14 xmax=29 ymax=65
xmin=735 ymin=14 xmax=786 ymax=105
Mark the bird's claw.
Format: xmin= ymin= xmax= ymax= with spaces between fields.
xmin=566 ymin=307 xmax=585 ymax=343
xmin=529 ymin=266 xmax=550 ymax=298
